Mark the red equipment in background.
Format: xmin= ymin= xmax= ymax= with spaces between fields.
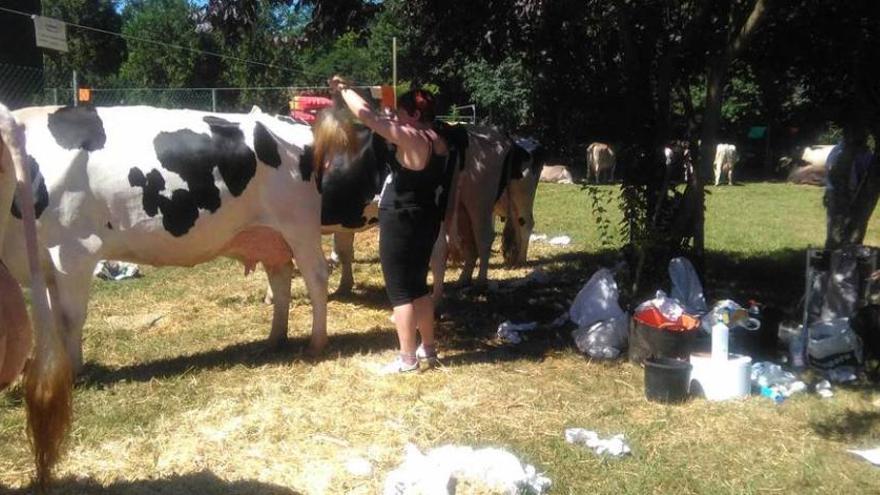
xmin=289 ymin=85 xmax=395 ymax=125
xmin=290 ymin=95 xmax=333 ymax=124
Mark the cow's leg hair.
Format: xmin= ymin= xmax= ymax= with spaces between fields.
xmin=333 ymin=231 xmax=355 ymax=295
xmin=265 ymin=261 xmax=293 ymax=348
xmin=728 ymin=167 xmax=733 ymax=186
xmin=714 ymin=166 xmax=721 ymax=186
xmin=286 ymin=233 xmax=329 ymax=356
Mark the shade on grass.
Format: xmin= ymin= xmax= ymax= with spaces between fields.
xmin=2 ymin=182 xmax=879 ymax=494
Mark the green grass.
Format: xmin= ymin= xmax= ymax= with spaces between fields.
xmin=2 ymin=182 xmax=880 ymax=494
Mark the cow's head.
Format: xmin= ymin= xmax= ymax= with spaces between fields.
xmin=499 ymin=141 xmax=543 ymax=266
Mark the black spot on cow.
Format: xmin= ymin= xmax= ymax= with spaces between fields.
xmin=201 ymin=116 xmax=256 ymax=197
xmin=128 ymin=167 xmax=166 ymax=217
xmin=159 ymin=188 xmax=201 ymax=237
xmin=47 ymin=105 xmax=106 ymax=151
xmin=10 ymin=155 xmax=49 ymax=220
xmin=128 ymin=166 xmax=201 ymax=237
xmin=367 ymin=217 xmax=379 ymax=225
xmin=127 ymin=118 xmax=259 ymax=237
xmin=106 ymin=222 xmax=113 ymax=230
xmin=254 ymin=122 xmax=281 ymax=169
xmin=300 ymin=145 xmax=315 ymax=184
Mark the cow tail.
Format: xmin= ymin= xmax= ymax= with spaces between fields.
xmin=0 ymin=104 xmax=73 ymax=491
xmin=313 ymin=108 xmax=359 ymax=184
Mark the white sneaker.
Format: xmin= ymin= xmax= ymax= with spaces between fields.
xmin=416 ymin=344 xmax=440 ymax=368
xmin=379 ymin=355 xmax=420 ymax=375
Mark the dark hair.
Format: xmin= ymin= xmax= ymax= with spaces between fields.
xmin=397 ymin=89 xmax=436 ymax=122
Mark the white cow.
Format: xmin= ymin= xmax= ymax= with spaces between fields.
xmin=540 ymin=164 xmax=573 ymax=184
xmin=786 ymin=145 xmax=835 ymax=186
xmin=587 ymin=142 xmax=615 ymax=183
xmin=1 ymin=105 xmax=328 ymax=374
xmin=713 ymin=143 xmax=738 ymax=186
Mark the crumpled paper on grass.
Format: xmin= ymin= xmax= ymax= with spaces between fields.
xmin=497 ymin=321 xmax=538 ymax=344
xmin=564 ymin=428 xmax=631 ymax=457
xmin=848 ymin=447 xmax=880 ymax=466
xmin=383 ymin=444 xmax=551 ymax=495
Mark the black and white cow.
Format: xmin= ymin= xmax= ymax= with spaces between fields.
xmin=1 ymin=105 xmax=328 ymax=373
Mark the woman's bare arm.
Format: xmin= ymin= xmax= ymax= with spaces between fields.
xmin=330 ymin=76 xmax=429 ymax=170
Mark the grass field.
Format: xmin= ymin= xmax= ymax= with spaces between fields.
xmin=2 ymin=182 xmax=880 ymax=494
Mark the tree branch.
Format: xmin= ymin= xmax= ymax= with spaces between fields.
xmin=731 ymin=0 xmax=769 ymax=58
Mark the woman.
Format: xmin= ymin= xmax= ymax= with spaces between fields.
xmin=329 ymin=76 xmax=449 ymax=373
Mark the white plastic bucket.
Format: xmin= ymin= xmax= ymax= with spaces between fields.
xmin=689 ymin=352 xmax=752 ymax=401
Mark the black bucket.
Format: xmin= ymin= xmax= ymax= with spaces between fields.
xmin=629 ymin=320 xmax=698 ymax=364
xmin=644 ymin=357 xmax=692 ymax=404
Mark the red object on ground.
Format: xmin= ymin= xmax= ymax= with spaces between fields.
xmin=633 ymin=307 xmax=700 ymax=332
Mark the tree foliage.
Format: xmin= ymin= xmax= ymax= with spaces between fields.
xmin=41 ymin=0 xmax=126 ymax=87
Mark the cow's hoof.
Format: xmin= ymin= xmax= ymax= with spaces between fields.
xmin=306 ymin=337 xmax=328 ymax=359
xmin=265 ymin=335 xmax=287 ymax=352
xmin=333 ymin=283 xmax=353 ymax=297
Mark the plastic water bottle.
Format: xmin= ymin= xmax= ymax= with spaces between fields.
xmin=711 ymin=322 xmax=729 ymax=361
xmin=789 ymin=331 xmax=806 ymax=369
xmin=760 ymin=385 xmax=785 ymax=404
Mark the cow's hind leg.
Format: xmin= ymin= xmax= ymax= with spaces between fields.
xmin=333 ymin=231 xmax=355 ymax=295
xmin=473 ymin=203 xmax=495 ymax=286
xmin=265 ymin=261 xmax=293 ymax=348
xmin=456 ymin=204 xmax=477 ymax=286
xmin=286 ymin=233 xmax=329 ymax=356
xmin=46 ymin=256 xmax=95 ymax=375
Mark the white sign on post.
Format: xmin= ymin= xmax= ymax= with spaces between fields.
xmin=33 ymin=15 xmax=68 ymax=53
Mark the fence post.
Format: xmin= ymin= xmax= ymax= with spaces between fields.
xmin=72 ymin=70 xmax=78 ymax=107
xmin=212 ymin=89 xmax=217 ymax=113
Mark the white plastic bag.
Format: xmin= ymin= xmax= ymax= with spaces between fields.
xmin=807 ymin=318 xmax=863 ymax=369
xmin=569 ymin=268 xmax=625 ymax=328
xmin=571 ymin=316 xmax=629 ymax=359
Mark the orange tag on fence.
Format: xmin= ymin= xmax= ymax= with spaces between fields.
xmin=78 ymin=88 xmax=91 ymax=103
xmin=381 ymin=85 xmax=395 ymax=110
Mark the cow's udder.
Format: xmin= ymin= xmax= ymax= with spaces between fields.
xmin=223 ymin=227 xmax=293 ymax=274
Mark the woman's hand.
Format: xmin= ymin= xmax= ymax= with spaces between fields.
xmin=329 ymin=75 xmax=350 ymax=93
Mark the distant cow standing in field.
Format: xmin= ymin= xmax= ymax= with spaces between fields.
xmin=540 ymin=164 xmax=573 ymax=184
xmin=713 ymin=143 xmax=738 ymax=186
xmin=587 ymin=142 xmax=615 ymax=183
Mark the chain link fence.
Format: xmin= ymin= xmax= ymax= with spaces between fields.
xmin=1 ymin=62 xmax=308 ymax=114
